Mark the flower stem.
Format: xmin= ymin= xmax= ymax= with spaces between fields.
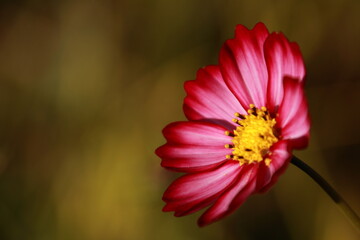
xmin=291 ymin=156 xmax=360 ymax=231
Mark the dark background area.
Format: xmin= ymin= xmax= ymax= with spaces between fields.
xmin=0 ymin=0 xmax=358 ymax=239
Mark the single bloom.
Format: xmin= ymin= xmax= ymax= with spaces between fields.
xmin=156 ymin=22 xmax=310 ymax=227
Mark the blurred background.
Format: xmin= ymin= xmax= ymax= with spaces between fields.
xmin=0 ymin=0 xmax=359 ymax=239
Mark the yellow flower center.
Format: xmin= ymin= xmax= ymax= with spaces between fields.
xmin=225 ymin=104 xmax=278 ymax=166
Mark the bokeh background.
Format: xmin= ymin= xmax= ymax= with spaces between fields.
xmin=0 ymin=0 xmax=359 ymax=239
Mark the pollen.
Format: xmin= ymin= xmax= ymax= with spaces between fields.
xmin=225 ymin=105 xmax=279 ymax=166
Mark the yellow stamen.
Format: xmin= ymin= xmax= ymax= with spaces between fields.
xmin=265 ymin=158 xmax=272 ymax=166
xmin=225 ymin=104 xmax=279 ymax=166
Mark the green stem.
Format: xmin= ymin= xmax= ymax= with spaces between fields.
xmin=291 ymin=156 xmax=360 ymax=231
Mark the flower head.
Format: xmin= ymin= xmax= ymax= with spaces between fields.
xmin=156 ymin=23 xmax=310 ymax=227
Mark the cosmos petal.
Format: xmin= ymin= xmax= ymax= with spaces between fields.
xmin=184 ymin=65 xmax=245 ymax=130
xmin=264 ymin=32 xmax=305 ymax=111
xmin=219 ymin=22 xmax=269 ymax=108
xmin=163 ymin=161 xmax=242 ymax=217
xmin=278 ymin=78 xmax=310 ymax=149
xmin=198 ymin=165 xmax=258 ymax=226
xmin=161 ymin=121 xmax=232 ymax=146
xmin=256 ymin=140 xmax=291 ymax=192
xmin=156 ymin=121 xmax=232 ymax=172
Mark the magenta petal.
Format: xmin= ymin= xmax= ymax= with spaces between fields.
xmin=156 ymin=121 xmax=232 ymax=172
xmin=158 ymin=145 xmax=231 ymax=173
xmin=219 ymin=23 xmax=269 ymax=108
xmin=256 ymin=140 xmax=291 ymax=192
xmin=162 ymin=121 xmax=232 ymax=146
xmin=183 ymin=65 xmax=245 ymax=130
xmin=163 ymin=161 xmax=242 ymax=217
xmin=264 ymin=32 xmax=305 ymax=111
xmin=278 ymin=78 xmax=310 ymax=149
xmin=198 ymin=165 xmax=258 ymax=226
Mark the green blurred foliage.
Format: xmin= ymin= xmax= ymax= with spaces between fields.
xmin=0 ymin=0 xmax=359 ymax=239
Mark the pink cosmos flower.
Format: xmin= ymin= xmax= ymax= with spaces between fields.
xmin=156 ymin=23 xmax=310 ymax=227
